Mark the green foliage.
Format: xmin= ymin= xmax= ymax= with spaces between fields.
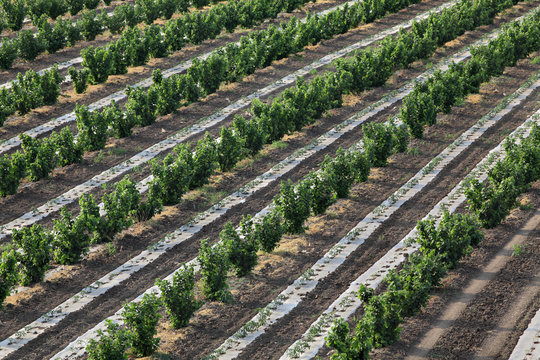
xmin=13 ymin=224 xmax=53 ymax=286
xmin=308 ymin=172 xmax=336 ymax=215
xmin=0 ymin=245 xmax=19 ymax=308
xmin=125 ymin=86 xmax=157 ymax=126
xmin=0 ymin=152 xmax=26 ymax=197
xmin=253 ymin=211 xmax=283 ymax=253
xmin=149 ymin=143 xmax=193 ymax=206
xmin=327 ymin=195 xmax=488 ymax=358
xmin=18 ymin=29 xmax=44 ymax=61
xmin=29 ymin=0 xmax=67 ymax=21
xmin=217 ymin=126 xmax=243 ymax=172
xmin=222 ymin=222 xmax=259 ymax=277
xmin=66 ymin=0 xmax=84 ymax=15
xmin=52 ymin=208 xmax=91 ymax=265
xmin=78 ymin=9 xmax=102 ymax=41
xmin=233 ymin=115 xmax=264 ymax=156
xmin=75 ymin=104 xmax=109 ymax=151
xmin=416 ymin=211 xmax=483 ymax=269
xmin=94 ymin=176 xmax=140 ymax=243
xmin=20 ymin=134 xmax=58 ymax=181
xmin=69 ymin=67 xmax=89 ymax=94
xmin=84 ymin=0 xmax=100 ymax=10
xmin=0 ymin=39 xmax=18 ymax=69
xmin=198 ymin=239 xmax=231 ymax=302
xmin=156 ymin=264 xmax=202 ymax=328
xmin=326 ymin=319 xmax=372 ymax=360
xmin=466 ymin=177 xmax=520 ymax=229
xmin=190 ymin=133 xmax=218 ymax=189
xmin=103 ymin=101 xmax=134 ymax=139
xmin=81 ymin=45 xmax=112 ymax=84
xmin=321 ymin=148 xmax=356 ymax=198
xmin=275 ymin=179 xmax=313 ymax=234
xmin=363 ymin=122 xmax=395 ymax=167
xmin=2 ymin=0 xmax=25 ymax=31
xmin=87 ymin=320 xmax=131 ymax=360
xmin=51 ymin=127 xmax=84 ymax=167
xmin=122 ymin=293 xmax=162 ymax=357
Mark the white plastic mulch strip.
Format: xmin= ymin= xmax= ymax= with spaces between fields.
xmin=202 ymin=78 xmax=540 ymax=360
xmin=0 ymin=0 xmax=460 ymax=239
xmin=0 ymin=0 xmax=372 ymax=152
xmin=277 ymin=112 xmax=540 ymax=360
xmin=0 ymin=12 xmax=532 ymax=358
xmin=52 ymin=59 xmax=540 ymax=360
xmin=508 ymin=307 xmax=540 ymax=360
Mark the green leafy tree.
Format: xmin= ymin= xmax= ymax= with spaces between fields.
xmin=125 ymin=86 xmax=157 ymax=126
xmin=0 ymin=152 xmax=26 ymax=197
xmin=75 ymin=104 xmax=109 ymax=151
xmin=321 ymin=148 xmax=356 ymax=198
xmin=222 ymin=222 xmax=259 ymax=277
xmin=2 ymin=0 xmax=25 ymax=31
xmin=122 ymin=293 xmax=162 ymax=357
xmin=94 ymin=176 xmax=140 ymax=243
xmin=252 ymin=211 xmax=283 ymax=253
xmin=20 ymin=134 xmax=58 ymax=181
xmin=18 ymin=30 xmax=44 ymax=61
xmin=0 ymin=245 xmax=19 ymax=308
xmin=275 ymin=179 xmax=313 ymax=234
xmin=198 ymin=239 xmax=231 ymax=302
xmin=0 ymin=39 xmax=18 ymax=69
xmin=81 ymin=45 xmax=112 ymax=84
xmin=363 ymin=122 xmax=395 ymax=167
xmin=156 ymin=264 xmax=202 ymax=329
xmin=149 ymin=143 xmax=193 ymax=205
xmin=52 ymin=208 xmax=91 ymax=265
xmin=68 ymin=67 xmax=89 ymax=94
xmin=78 ymin=9 xmax=102 ymax=41
xmin=51 ymin=127 xmax=83 ymax=167
xmin=217 ymin=126 xmax=243 ymax=172
xmin=308 ymin=172 xmax=336 ymax=215
xmin=87 ymin=320 xmax=131 ymax=360
xmin=233 ymin=115 xmax=264 ymax=156
xmin=13 ymin=224 xmax=53 ymax=286
xmin=190 ymin=133 xmax=217 ymax=189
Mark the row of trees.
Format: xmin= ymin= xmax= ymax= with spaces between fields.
xmin=1 ymin=0 xmax=522 ymax=199
xmin=0 ymin=0 xmax=226 ymax=69
xmin=0 ymin=0 xmax=528 ymax=286
xmin=466 ymin=123 xmax=540 ymax=228
xmin=0 ymin=0 xmax=108 ymax=33
xmin=83 ymin=116 xmax=410 ymax=359
xmin=76 ymin=0 xmax=317 ymax=88
xmin=326 ymin=211 xmax=484 ymax=358
xmin=325 ymin=121 xmax=540 ymax=357
xmin=0 ymin=0 xmax=429 ymax=196
xmin=401 ymin=8 xmax=540 ymax=138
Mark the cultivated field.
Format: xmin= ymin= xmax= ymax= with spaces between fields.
xmin=0 ymin=0 xmax=539 ymax=359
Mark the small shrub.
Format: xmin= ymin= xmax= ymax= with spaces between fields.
xmin=156 ymin=264 xmax=202 ymax=328
xmin=198 ymin=239 xmax=231 ymax=302
xmin=122 ymin=293 xmax=161 ymax=357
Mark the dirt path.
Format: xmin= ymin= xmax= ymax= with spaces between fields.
xmin=474 ymin=273 xmax=540 ymax=360
xmin=405 ymin=209 xmax=540 ymax=360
